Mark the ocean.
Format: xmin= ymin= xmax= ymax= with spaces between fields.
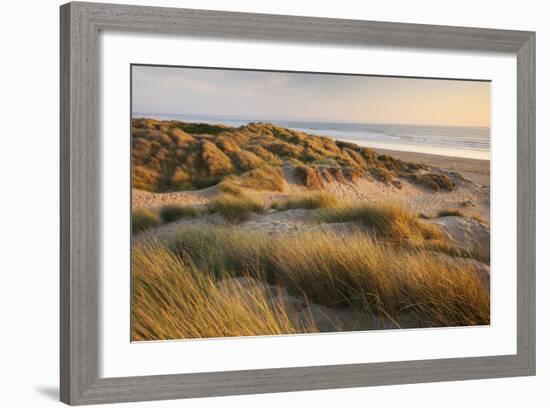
xmin=133 ymin=113 xmax=490 ymax=160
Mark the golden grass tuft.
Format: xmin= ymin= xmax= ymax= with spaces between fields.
xmin=247 ymin=145 xmax=283 ymax=165
xmin=240 ymin=166 xmax=285 ymax=191
xmin=271 ymin=231 xmax=489 ymax=326
xmin=231 ymin=150 xmax=265 ymax=171
xmin=199 ymin=140 xmax=234 ymax=176
xmin=207 ymin=193 xmax=264 ymax=223
xmin=294 ymin=165 xmax=325 ymax=189
xmin=406 ymin=173 xmax=455 ymax=192
xmin=165 ymin=226 xmax=489 ymax=331
xmin=317 ymin=203 xmax=444 ymax=245
xmin=266 ymin=141 xmax=304 ymax=158
xmin=318 ymin=203 xmax=488 ymax=263
xmin=217 ymin=178 xmax=245 ymax=197
xmin=131 ymin=242 xmax=314 ymax=340
xmin=369 ymin=167 xmax=394 ymax=184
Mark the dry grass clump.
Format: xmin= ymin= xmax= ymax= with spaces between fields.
xmin=171 ymin=226 xmax=271 ymax=277
xmin=240 ymin=166 xmax=285 ymax=191
xmin=166 ymin=226 xmax=489 ymax=331
xmin=369 ymin=167 xmax=394 ymax=184
xmin=266 ymin=141 xmax=304 ymax=158
xmin=217 ymin=178 xmax=245 ymax=197
xmin=132 ymin=242 xmax=313 ymax=340
xmin=271 ymin=231 xmax=489 ymax=326
xmin=231 ymin=150 xmax=265 ymax=171
xmin=247 ymin=145 xmax=283 ymax=165
xmin=317 ymin=203 xmax=444 ymax=245
xmin=294 ymin=165 xmax=325 ymax=189
xmin=132 ymin=209 xmax=160 ymax=233
xmin=316 ymin=203 xmax=488 ymax=263
xmin=131 ymin=166 xmax=161 ymax=192
xmin=207 ymin=193 xmax=264 ymax=223
xmin=273 ymin=192 xmax=338 ymax=211
xmin=199 ymin=140 xmax=234 ymax=176
xmin=215 ymin=135 xmax=241 ymax=153
xmin=320 ymin=166 xmax=346 ymax=183
xmin=406 ymin=173 xmax=455 ymax=192
xmin=159 ymin=205 xmax=201 ymax=223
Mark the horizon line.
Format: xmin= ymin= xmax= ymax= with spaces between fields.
xmin=131 ymin=112 xmax=490 ymax=129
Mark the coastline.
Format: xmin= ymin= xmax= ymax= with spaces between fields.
xmin=336 ymin=138 xmax=490 ymax=161
xmin=371 ymin=147 xmax=490 ymax=187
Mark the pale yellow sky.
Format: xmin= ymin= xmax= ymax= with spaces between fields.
xmin=133 ymin=66 xmax=491 ymax=127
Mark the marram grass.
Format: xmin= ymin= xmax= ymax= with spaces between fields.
xmin=132 ymin=241 xmax=317 ymax=341
xmin=132 ymin=222 xmax=489 ymax=340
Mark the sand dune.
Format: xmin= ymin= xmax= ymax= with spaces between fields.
xmin=131 ymin=120 xmax=491 ymax=339
xmin=133 ymin=148 xmax=490 ymax=242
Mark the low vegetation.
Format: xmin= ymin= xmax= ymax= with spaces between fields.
xmin=132 ymin=242 xmax=315 ymax=340
xmin=404 ymin=173 xmax=455 ymax=192
xmin=207 ymin=193 xmax=264 ymax=223
xmin=153 ymin=225 xmax=490 ymax=335
xmin=240 ymin=166 xmax=285 ymax=191
xmin=317 ymin=203 xmax=444 ymax=244
xmin=294 ymin=165 xmax=325 ymax=189
xmin=132 ymin=209 xmax=160 ymax=234
xmin=315 ymin=202 xmax=488 ymax=262
xmin=159 ymin=205 xmax=201 ymax=223
xmin=217 ymin=178 xmax=246 ymax=197
xmin=132 ymin=118 xmax=456 ymax=193
xmin=369 ymin=167 xmax=394 ymax=184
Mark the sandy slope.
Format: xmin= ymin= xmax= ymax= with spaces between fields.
xmin=132 ymin=150 xmax=491 ymax=333
xmin=133 ymin=148 xmax=490 ymax=225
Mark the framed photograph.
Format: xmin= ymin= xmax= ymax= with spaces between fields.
xmin=60 ymin=2 xmax=535 ymax=405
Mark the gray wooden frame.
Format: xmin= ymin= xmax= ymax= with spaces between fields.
xmin=60 ymin=1 xmax=536 ymax=405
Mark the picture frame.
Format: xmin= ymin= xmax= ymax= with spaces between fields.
xmin=60 ymin=2 xmax=536 ymax=405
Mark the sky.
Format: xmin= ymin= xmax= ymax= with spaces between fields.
xmin=132 ymin=65 xmax=490 ymax=127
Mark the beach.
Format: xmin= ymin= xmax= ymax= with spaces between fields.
xmin=374 ymin=148 xmax=490 ymax=186
xmin=130 ymin=118 xmax=490 ymax=340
